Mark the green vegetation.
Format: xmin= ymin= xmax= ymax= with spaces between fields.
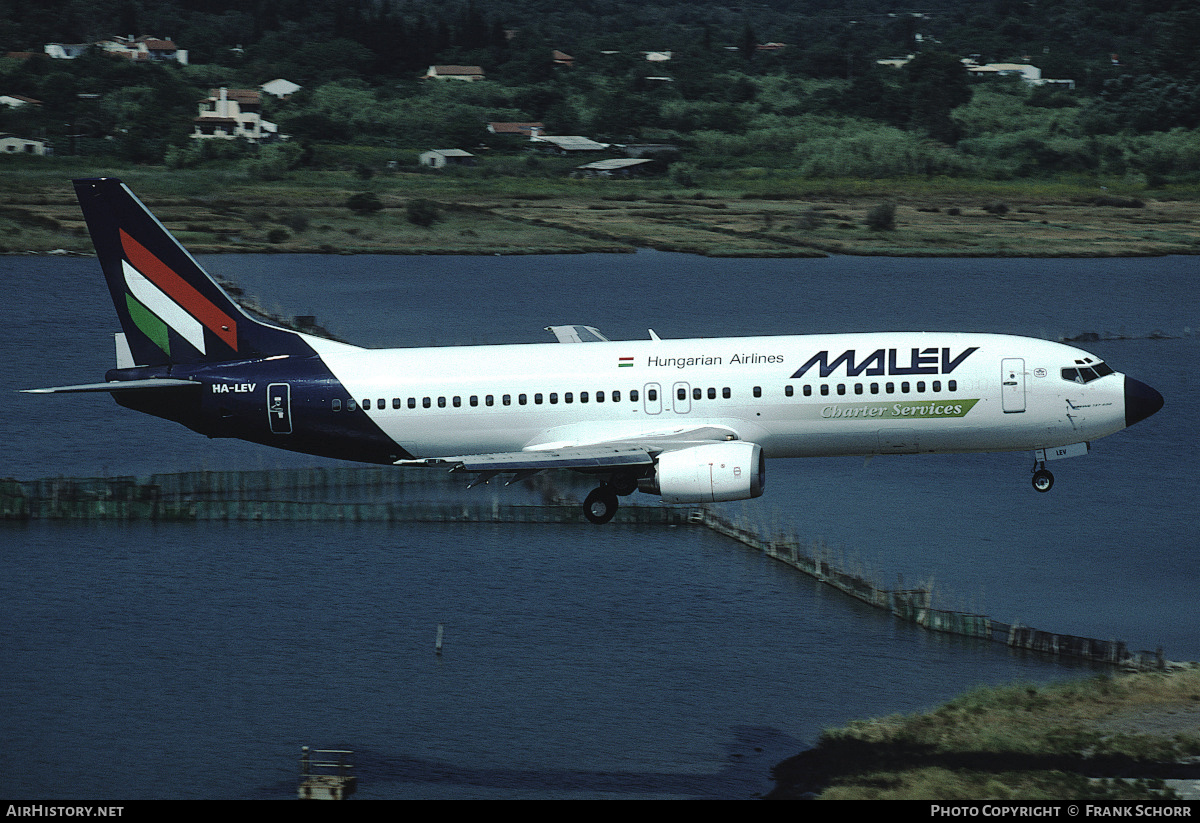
xmin=2 ymin=2 xmax=1199 ymax=256
xmin=770 ymin=668 xmax=1200 ymax=800
xmin=2 ymin=1 xmax=1199 ymax=187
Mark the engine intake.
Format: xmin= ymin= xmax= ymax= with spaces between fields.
xmin=639 ymin=441 xmax=765 ymax=503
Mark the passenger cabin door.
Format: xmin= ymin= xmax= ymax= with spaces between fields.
xmin=672 ymin=382 xmax=691 ymax=414
xmin=1001 ymin=358 xmax=1026 ymax=413
xmin=643 ymin=383 xmax=662 ymax=415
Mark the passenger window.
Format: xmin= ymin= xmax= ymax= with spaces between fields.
xmin=854 ymin=383 xmax=864 ymax=395
xmin=581 ymin=392 xmax=589 ymax=403
xmin=550 ymin=392 xmax=558 ymax=404
xmin=837 ymin=384 xmax=846 ymax=396
xmin=901 ymin=382 xmax=910 ymax=393
xmin=565 ymin=392 xmax=573 ymax=403
xmin=438 ymin=397 xmax=446 ymax=408
xmin=332 ymin=399 xmax=341 ymax=411
xmin=916 ymin=382 xmax=925 ymax=393
xmin=486 ymin=395 xmax=494 ymax=406
xmin=453 ymin=396 xmax=461 ymax=407
xmin=886 ymin=382 xmax=895 ymax=394
xmin=753 ymin=386 xmax=762 ymax=398
xmin=785 ymin=385 xmax=794 ymax=397
xmin=948 ymin=381 xmax=957 ymax=392
xmin=408 ymin=397 xmax=416 ymax=409
xmin=347 ymin=399 xmax=357 ymax=411
xmin=932 ymin=381 xmax=941 ymax=393
xmin=820 ymin=384 xmax=829 ymax=396
xmin=614 ymin=391 xmax=621 ymax=402
xmin=535 ymin=393 xmax=543 ymax=404
xmin=708 ymin=387 xmax=716 ymax=399
xmin=518 ymin=394 xmax=527 ymax=405
xmin=362 ymin=399 xmax=371 ymax=410
xmin=423 ymin=397 xmax=431 ymax=408
xmin=596 ymin=391 xmax=605 ymax=403
xmin=630 ymin=390 xmax=638 ymax=401
xmin=470 ymin=396 xmax=478 ymax=407
xmin=647 ymin=388 xmax=657 ymax=401
xmin=723 ymin=387 xmax=731 ymax=399
xmin=677 ymin=387 xmax=686 ymax=400
xmin=502 ymin=394 xmax=511 ymax=406
xmin=803 ymin=385 xmax=812 ymax=397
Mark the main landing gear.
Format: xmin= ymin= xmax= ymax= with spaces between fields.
xmin=582 ymin=472 xmax=640 ymax=525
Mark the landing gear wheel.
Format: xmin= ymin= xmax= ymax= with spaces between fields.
xmin=583 ymin=485 xmax=619 ymax=524
xmin=1032 ymin=469 xmax=1054 ymax=493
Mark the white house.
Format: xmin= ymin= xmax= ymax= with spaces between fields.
xmin=423 ymin=65 xmax=485 ymax=82
xmin=531 ymin=135 xmax=609 ymax=153
xmin=192 ymin=88 xmax=280 ymax=142
xmin=419 ymin=149 xmax=476 ymax=169
xmin=261 ymin=79 xmax=301 ymax=99
xmin=46 ymin=35 xmax=187 ymax=64
xmin=0 ymin=94 xmax=41 ymax=108
xmin=0 ymin=133 xmax=49 ymax=155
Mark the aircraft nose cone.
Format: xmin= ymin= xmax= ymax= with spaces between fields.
xmin=1125 ymin=376 xmax=1164 ymax=428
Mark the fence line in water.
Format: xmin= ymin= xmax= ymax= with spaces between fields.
xmin=0 ymin=469 xmax=1170 ymax=669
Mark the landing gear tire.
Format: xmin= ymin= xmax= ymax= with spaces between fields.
xmin=583 ymin=485 xmax=619 ymax=525
xmin=1032 ymin=469 xmax=1054 ymax=493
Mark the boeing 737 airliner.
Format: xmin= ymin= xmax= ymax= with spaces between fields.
xmin=25 ymin=178 xmax=1164 ymax=523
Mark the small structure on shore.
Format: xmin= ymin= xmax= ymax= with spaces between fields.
xmin=299 ymin=747 xmax=356 ymax=800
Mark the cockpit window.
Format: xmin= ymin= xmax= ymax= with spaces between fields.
xmin=1061 ymin=360 xmax=1114 ymax=384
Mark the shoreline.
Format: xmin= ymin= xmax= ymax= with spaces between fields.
xmin=4 ymin=173 xmax=1200 ymax=259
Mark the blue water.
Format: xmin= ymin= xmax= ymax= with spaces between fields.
xmin=1 ymin=251 xmax=1196 ymax=799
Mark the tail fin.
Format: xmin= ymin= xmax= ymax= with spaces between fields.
xmin=73 ymin=177 xmax=305 ymax=366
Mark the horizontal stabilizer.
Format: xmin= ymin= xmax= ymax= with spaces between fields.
xmin=22 ymin=378 xmax=200 ymax=394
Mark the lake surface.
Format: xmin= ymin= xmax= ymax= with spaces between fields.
xmin=1 ymin=251 xmax=1196 ymax=799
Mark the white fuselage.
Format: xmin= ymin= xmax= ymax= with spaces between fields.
xmin=304 ymin=331 xmax=1127 ymax=460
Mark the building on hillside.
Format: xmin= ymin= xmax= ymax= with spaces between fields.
xmin=419 ymin=149 xmax=476 ymax=169
xmin=0 ymin=94 xmax=41 ymax=108
xmin=424 ymin=65 xmax=485 ymax=82
xmin=487 ymin=122 xmax=546 ymax=137
xmin=530 ymin=135 xmax=609 ymax=154
xmin=47 ymin=35 xmax=187 ymax=64
xmin=261 ymin=79 xmax=301 ymax=99
xmin=573 ymin=158 xmax=656 ymax=177
xmin=100 ymin=35 xmax=188 ymax=64
xmin=192 ymin=88 xmax=280 ymax=142
xmin=0 ymin=133 xmax=50 ymax=155
xmin=43 ymin=43 xmax=90 ymax=59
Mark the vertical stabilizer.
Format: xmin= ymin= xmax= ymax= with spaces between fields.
xmin=73 ymin=178 xmax=305 ymax=366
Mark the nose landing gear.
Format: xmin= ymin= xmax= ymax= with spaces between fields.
xmin=1032 ymin=467 xmax=1054 ymax=492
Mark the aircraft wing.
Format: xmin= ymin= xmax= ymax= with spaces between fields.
xmin=397 ymin=445 xmax=655 ymax=472
xmin=395 ymin=424 xmax=742 ymax=474
xmin=21 ymin=378 xmax=201 ymax=394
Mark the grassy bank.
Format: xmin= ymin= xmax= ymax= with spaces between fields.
xmin=769 ymin=668 xmax=1200 ymax=800
xmin=4 ymin=160 xmax=1200 ymax=257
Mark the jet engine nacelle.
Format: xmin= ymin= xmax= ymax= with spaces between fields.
xmin=640 ymin=441 xmax=766 ymax=503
